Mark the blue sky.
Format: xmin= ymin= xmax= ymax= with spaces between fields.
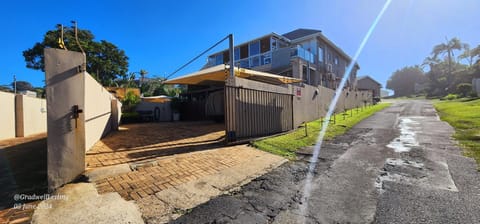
xmin=0 ymin=0 xmax=478 ymax=90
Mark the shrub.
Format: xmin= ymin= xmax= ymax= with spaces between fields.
xmin=456 ymin=83 xmax=472 ymax=97
xmin=444 ymin=93 xmax=458 ymax=100
xmin=468 ymin=91 xmax=478 ymax=98
xmin=121 ymin=90 xmax=140 ymax=112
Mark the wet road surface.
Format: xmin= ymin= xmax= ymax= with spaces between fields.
xmin=170 ymin=100 xmax=480 ymax=224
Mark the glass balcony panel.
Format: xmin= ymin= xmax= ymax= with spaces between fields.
xmin=250 ymin=56 xmax=260 ymax=67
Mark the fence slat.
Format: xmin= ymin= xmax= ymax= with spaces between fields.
xmin=225 ymin=86 xmax=294 ymax=142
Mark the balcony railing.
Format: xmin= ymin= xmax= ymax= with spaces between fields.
xmin=235 ymin=52 xmax=272 ymax=69
xmin=204 ymin=46 xmax=315 ymax=69
xmin=290 ymin=46 xmax=314 ymax=63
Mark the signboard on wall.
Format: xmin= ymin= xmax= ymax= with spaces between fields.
xmin=295 ymin=87 xmax=302 ymax=97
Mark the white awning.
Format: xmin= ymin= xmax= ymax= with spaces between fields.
xmin=164 ymin=65 xmax=302 ymax=85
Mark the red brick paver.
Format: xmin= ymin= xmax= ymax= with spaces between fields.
xmin=95 ymin=145 xmax=264 ymax=201
xmin=0 ymin=134 xmax=46 ymax=224
xmin=86 ymin=122 xmax=225 ymax=168
xmin=0 ymin=133 xmax=46 ymax=148
xmin=0 ymin=202 xmax=40 ymax=224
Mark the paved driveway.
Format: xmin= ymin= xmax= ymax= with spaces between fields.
xmin=86 ymin=121 xmax=225 ymax=168
xmin=0 ymin=133 xmax=47 ymax=224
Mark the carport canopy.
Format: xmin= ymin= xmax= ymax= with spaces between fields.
xmin=164 ymin=65 xmax=302 ymax=85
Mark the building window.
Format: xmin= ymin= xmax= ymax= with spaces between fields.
xmin=208 ymin=55 xmax=215 ymax=65
xmin=318 ymin=47 xmax=324 ymax=63
xmin=240 ymin=45 xmax=248 ymax=59
xmin=234 ymin=47 xmax=240 ymax=60
xmin=271 ymin=37 xmax=278 ymax=50
xmin=302 ymin=65 xmax=308 ymax=83
xmin=222 ymin=51 xmax=230 ymax=64
xmin=260 ymin=37 xmax=270 ymax=53
xmin=249 ymin=41 xmax=260 ymax=56
xmin=215 ymin=54 xmax=223 ymax=65
xmin=334 ymin=56 xmax=339 ymax=65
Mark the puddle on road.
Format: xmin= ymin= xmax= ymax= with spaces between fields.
xmin=387 ymin=117 xmax=419 ymax=152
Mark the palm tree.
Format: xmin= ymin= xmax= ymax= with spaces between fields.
xmin=422 ymin=56 xmax=440 ymax=71
xmin=431 ymin=37 xmax=465 ymax=75
xmin=459 ymin=44 xmax=474 ymax=67
xmin=139 ymin=69 xmax=148 ymax=87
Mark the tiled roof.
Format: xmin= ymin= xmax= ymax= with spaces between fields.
xmin=358 ymin=75 xmax=381 ymax=86
xmin=282 ymin=28 xmax=321 ymax=40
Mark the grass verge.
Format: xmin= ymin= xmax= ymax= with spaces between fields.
xmin=434 ymin=98 xmax=480 ymax=166
xmin=251 ymin=103 xmax=391 ymax=160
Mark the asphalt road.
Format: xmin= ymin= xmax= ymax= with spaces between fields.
xmin=171 ymin=100 xmax=480 ymax=224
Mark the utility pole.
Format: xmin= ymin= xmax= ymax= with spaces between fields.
xmin=229 ymin=34 xmax=234 ymax=78
xmin=13 ymin=74 xmax=16 ymax=94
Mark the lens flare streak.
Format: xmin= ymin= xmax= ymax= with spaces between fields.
xmin=299 ymin=0 xmax=393 ymax=222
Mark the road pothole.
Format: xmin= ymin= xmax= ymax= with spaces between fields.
xmin=376 ymin=158 xmax=426 ymax=193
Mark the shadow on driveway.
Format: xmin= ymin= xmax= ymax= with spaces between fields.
xmin=86 ymin=121 xmax=226 ymax=168
xmin=0 ymin=138 xmax=47 ymax=209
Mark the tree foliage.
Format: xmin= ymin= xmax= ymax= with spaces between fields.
xmin=12 ymin=81 xmax=35 ymax=92
xmin=456 ymin=83 xmax=472 ymax=97
xmin=386 ymin=66 xmax=425 ymax=97
xmin=388 ymin=37 xmax=480 ymax=98
xmin=23 ymin=25 xmax=129 ymax=86
xmin=121 ymin=90 xmax=140 ymax=112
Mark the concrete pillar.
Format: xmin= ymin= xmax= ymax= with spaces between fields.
xmin=15 ymin=95 xmax=24 ymax=137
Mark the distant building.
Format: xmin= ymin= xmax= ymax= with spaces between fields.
xmin=356 ymin=76 xmax=381 ymax=98
xmin=473 ymin=78 xmax=480 ymax=95
xmin=18 ymin=90 xmax=37 ymax=98
xmin=203 ymin=28 xmax=359 ymax=90
xmin=380 ymin=90 xmax=390 ymax=98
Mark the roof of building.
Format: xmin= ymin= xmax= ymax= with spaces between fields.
xmin=357 ymin=75 xmax=381 ymax=86
xmin=164 ymin=64 xmax=302 ymax=86
xmin=282 ymin=28 xmax=322 ymax=40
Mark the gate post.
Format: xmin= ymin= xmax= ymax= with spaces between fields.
xmin=44 ymin=48 xmax=86 ymax=191
xmin=225 ymin=77 xmax=237 ymax=143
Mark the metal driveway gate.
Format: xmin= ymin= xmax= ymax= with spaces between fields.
xmin=225 ymin=85 xmax=293 ymax=142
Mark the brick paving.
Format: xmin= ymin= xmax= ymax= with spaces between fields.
xmin=0 ymin=202 xmax=40 ymax=224
xmin=0 ymin=121 xmax=275 ymax=223
xmin=87 ymin=120 xmax=248 ymax=201
xmin=0 ymin=134 xmax=47 ymax=224
xmin=86 ymin=121 xmax=225 ymax=168
xmin=0 ymin=133 xmax=46 ymax=148
xmin=94 ymin=145 xmax=263 ymax=201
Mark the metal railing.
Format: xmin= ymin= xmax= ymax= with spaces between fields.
xmin=290 ymin=46 xmax=315 ymax=63
xmin=206 ymin=45 xmax=315 ymax=69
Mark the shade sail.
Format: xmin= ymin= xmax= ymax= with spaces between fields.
xmin=164 ymin=65 xmax=302 ymax=85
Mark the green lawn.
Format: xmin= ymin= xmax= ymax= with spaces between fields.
xmin=251 ymin=103 xmax=391 ymax=160
xmin=434 ymin=98 xmax=480 ymax=166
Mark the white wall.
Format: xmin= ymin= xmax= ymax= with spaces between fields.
xmin=136 ymin=101 xmax=172 ymax=122
xmin=18 ymin=95 xmax=47 ymax=136
xmin=84 ymin=73 xmax=118 ymax=151
xmin=0 ymin=91 xmax=16 ymax=140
